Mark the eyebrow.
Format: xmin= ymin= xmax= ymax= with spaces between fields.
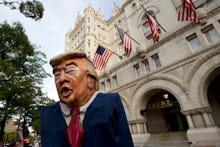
xmin=66 ymin=62 xmax=78 ymax=67
xmin=53 ymin=62 xmax=78 ymax=74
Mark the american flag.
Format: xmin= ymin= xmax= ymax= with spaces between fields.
xmin=178 ymin=0 xmax=201 ymax=23
xmin=117 ymin=28 xmax=132 ymax=57
xmin=93 ymin=45 xmax=112 ymax=71
xmin=143 ymin=7 xmax=159 ymax=43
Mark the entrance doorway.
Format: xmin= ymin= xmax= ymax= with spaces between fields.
xmin=207 ymin=72 xmax=220 ymax=127
xmin=141 ymin=90 xmax=188 ymax=134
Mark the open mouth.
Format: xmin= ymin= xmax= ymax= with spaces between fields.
xmin=61 ymin=87 xmax=72 ymax=98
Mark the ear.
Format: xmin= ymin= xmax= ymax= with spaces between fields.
xmin=87 ymin=76 xmax=96 ymax=89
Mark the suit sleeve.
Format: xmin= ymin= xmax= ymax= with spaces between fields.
xmin=112 ymin=93 xmax=134 ymax=147
xmin=40 ymin=106 xmax=48 ymax=147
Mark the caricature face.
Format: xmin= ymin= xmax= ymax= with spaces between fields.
xmin=53 ymin=58 xmax=92 ymax=107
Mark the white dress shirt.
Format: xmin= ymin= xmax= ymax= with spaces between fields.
xmin=60 ymin=91 xmax=100 ymax=125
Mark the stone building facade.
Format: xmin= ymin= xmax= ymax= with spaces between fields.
xmin=65 ymin=0 xmax=220 ymax=145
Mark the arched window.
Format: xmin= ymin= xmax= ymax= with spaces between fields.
xmin=131 ymin=2 xmax=136 ymax=9
xmin=141 ymin=10 xmax=161 ymax=42
xmin=142 ymin=10 xmax=156 ymax=34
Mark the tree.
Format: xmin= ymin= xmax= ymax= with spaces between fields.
xmin=0 ymin=0 xmax=44 ymax=21
xmin=0 ymin=21 xmax=51 ymax=142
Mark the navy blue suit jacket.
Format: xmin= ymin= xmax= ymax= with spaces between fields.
xmin=40 ymin=92 xmax=134 ymax=147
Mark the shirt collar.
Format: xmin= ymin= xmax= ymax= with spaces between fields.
xmin=59 ymin=91 xmax=100 ymax=116
xmin=80 ymin=91 xmax=99 ymax=113
xmin=60 ymin=101 xmax=70 ymax=116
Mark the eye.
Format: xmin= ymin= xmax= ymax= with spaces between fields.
xmin=66 ymin=67 xmax=76 ymax=74
xmin=65 ymin=65 xmax=79 ymax=74
xmin=54 ymin=71 xmax=61 ymax=79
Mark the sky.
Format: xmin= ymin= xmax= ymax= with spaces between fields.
xmin=0 ymin=0 xmax=123 ymax=101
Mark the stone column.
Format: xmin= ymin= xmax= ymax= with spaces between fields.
xmin=192 ymin=113 xmax=205 ymax=128
xmin=136 ymin=119 xmax=147 ymax=134
xmin=183 ymin=107 xmax=220 ymax=141
xmin=129 ymin=119 xmax=148 ymax=134
xmin=198 ymin=107 xmax=216 ymax=127
xmin=186 ymin=114 xmax=195 ymax=129
xmin=131 ymin=123 xmax=137 ymax=134
xmin=202 ymin=112 xmax=213 ymax=127
xmin=208 ymin=113 xmax=215 ymax=125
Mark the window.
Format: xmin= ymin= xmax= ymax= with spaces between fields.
xmin=142 ymin=59 xmax=150 ymax=73
xmin=118 ymin=43 xmax=125 ymax=57
xmin=107 ymin=79 xmax=111 ymax=89
xmin=142 ymin=10 xmax=157 ymax=33
xmin=112 ymin=75 xmax=118 ymax=88
xmin=87 ymin=39 xmax=90 ymax=48
xmin=151 ymin=53 xmax=161 ymax=68
xmin=118 ymin=43 xmax=124 ymax=52
xmin=146 ymin=29 xmax=161 ymax=41
xmin=143 ymin=21 xmax=151 ymax=32
xmin=186 ymin=33 xmax=202 ymax=52
xmin=131 ymin=2 xmax=136 ymax=9
xmin=101 ymin=81 xmax=105 ymax=91
xmin=191 ymin=0 xmax=212 ymax=8
xmin=134 ymin=64 xmax=141 ymax=77
xmin=142 ymin=10 xmax=160 ymax=42
xmin=201 ymin=24 xmax=220 ymax=45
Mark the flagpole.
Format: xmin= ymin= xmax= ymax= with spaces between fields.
xmin=141 ymin=4 xmax=166 ymax=33
xmin=114 ymin=25 xmax=140 ymax=45
xmin=156 ymin=19 xmax=166 ymax=33
xmin=101 ymin=45 xmax=123 ymax=59
xmin=108 ymin=48 xmax=123 ymax=59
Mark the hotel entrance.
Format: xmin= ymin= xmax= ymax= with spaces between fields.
xmin=207 ymin=71 xmax=220 ymax=127
xmin=140 ymin=90 xmax=188 ymax=134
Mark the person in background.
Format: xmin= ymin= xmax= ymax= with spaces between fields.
xmin=40 ymin=51 xmax=134 ymax=147
xmin=33 ymin=141 xmax=39 ymax=147
xmin=23 ymin=138 xmax=29 ymax=147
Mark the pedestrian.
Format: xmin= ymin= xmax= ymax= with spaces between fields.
xmin=33 ymin=141 xmax=39 ymax=147
xmin=23 ymin=138 xmax=29 ymax=147
xmin=40 ymin=51 xmax=134 ymax=147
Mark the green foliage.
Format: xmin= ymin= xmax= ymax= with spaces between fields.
xmin=3 ymin=132 xmax=17 ymax=143
xmin=0 ymin=0 xmax=44 ymax=21
xmin=0 ymin=21 xmax=52 ymax=142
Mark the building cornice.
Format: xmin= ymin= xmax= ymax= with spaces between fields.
xmin=146 ymin=4 xmax=220 ymax=52
xmin=99 ymin=5 xmax=220 ymax=78
xmin=103 ymin=41 xmax=220 ymax=93
xmin=182 ymin=107 xmax=212 ymax=115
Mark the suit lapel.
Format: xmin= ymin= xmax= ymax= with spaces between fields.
xmin=53 ymin=102 xmax=69 ymax=144
xmin=55 ymin=102 xmax=68 ymax=128
xmin=83 ymin=93 xmax=104 ymax=126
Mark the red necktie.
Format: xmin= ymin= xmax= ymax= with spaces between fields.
xmin=66 ymin=107 xmax=84 ymax=147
